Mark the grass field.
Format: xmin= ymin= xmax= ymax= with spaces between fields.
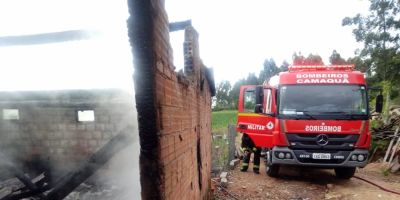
xmin=212 ymin=110 xmax=238 ymax=131
xmin=211 ymin=110 xmax=238 ymax=170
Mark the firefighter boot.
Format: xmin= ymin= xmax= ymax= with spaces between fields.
xmin=253 ymin=147 xmax=261 ymax=174
xmin=253 ymin=165 xmax=260 ymax=174
xmin=240 ymin=150 xmax=251 ymax=172
xmin=240 ymin=162 xmax=249 ymax=172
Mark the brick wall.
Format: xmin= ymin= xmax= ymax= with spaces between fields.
xmin=155 ymin=30 xmax=213 ymax=199
xmin=128 ymin=0 xmax=215 ymax=199
xmin=0 ymin=90 xmax=138 ymax=174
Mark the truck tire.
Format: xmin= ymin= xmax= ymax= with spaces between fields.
xmin=266 ymin=164 xmax=280 ymax=177
xmin=265 ymin=151 xmax=280 ymax=177
xmin=334 ymin=167 xmax=356 ymax=179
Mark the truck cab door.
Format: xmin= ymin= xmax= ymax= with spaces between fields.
xmin=237 ymin=85 xmax=276 ymax=147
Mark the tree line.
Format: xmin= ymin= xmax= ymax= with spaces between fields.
xmin=214 ymin=0 xmax=400 ymax=112
xmin=343 ymin=0 xmax=400 ymax=113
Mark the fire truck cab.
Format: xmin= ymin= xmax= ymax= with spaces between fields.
xmin=237 ymin=65 xmax=383 ymax=179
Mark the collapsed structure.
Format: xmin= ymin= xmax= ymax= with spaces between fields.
xmin=0 ymin=90 xmax=140 ymax=199
xmin=0 ymin=0 xmax=215 ymax=199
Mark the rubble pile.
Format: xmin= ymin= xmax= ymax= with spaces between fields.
xmin=0 ymin=130 xmax=133 ymax=200
xmin=0 ymin=178 xmax=24 ymax=199
xmin=372 ymin=106 xmax=400 ymax=173
xmin=372 ymin=106 xmax=400 ymax=139
xmin=64 ymin=182 xmax=126 ymax=200
xmin=0 ymin=177 xmax=125 ymax=200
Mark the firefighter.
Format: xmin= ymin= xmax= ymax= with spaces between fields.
xmin=240 ymin=133 xmax=261 ymax=174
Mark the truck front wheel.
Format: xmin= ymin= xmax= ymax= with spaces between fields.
xmin=334 ymin=167 xmax=356 ymax=179
xmin=265 ymin=151 xmax=280 ymax=177
xmin=266 ymin=164 xmax=280 ymax=177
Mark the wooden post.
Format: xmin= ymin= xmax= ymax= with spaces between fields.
xmin=228 ymin=125 xmax=236 ymax=163
xmin=383 ymin=127 xmax=399 ymax=163
xmin=388 ymin=131 xmax=400 ymax=164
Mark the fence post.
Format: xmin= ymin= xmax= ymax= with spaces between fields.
xmin=228 ymin=124 xmax=236 ymax=162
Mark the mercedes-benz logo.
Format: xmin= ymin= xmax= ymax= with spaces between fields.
xmin=316 ymin=134 xmax=329 ymax=146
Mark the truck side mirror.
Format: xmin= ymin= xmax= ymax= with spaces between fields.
xmin=254 ymin=104 xmax=263 ymax=113
xmin=255 ymin=86 xmax=263 ymax=105
xmin=375 ymin=94 xmax=383 ymax=113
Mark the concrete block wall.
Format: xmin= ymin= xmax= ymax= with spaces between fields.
xmin=127 ymin=0 xmax=215 ymax=199
xmin=0 ymin=90 xmax=136 ymax=173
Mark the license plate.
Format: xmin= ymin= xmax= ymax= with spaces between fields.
xmin=312 ymin=153 xmax=331 ymax=160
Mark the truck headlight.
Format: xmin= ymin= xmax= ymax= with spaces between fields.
xmin=351 ymin=155 xmax=357 ymax=161
xmin=357 ymin=154 xmax=365 ymax=162
xmin=278 ymin=152 xmax=285 ymax=159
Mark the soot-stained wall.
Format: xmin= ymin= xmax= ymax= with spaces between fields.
xmin=0 ymin=90 xmax=139 ymax=176
xmin=127 ymin=0 xmax=215 ymax=199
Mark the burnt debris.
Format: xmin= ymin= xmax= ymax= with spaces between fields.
xmin=0 ymin=128 xmax=134 ymax=200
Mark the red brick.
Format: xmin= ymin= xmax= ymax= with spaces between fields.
xmin=149 ymin=0 xmax=213 ymax=198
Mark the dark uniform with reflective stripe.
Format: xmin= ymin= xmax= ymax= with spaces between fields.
xmin=240 ymin=134 xmax=261 ymax=173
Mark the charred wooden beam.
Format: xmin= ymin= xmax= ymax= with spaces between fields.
xmin=44 ymin=127 xmax=134 ymax=200
xmin=0 ymin=30 xmax=100 ymax=46
xmin=1 ymin=127 xmax=135 ymax=200
xmin=8 ymin=168 xmax=46 ymax=199
xmin=0 ymin=154 xmax=48 ymax=200
xmin=169 ymin=20 xmax=192 ymax=32
xmin=1 ymin=184 xmax=51 ymax=200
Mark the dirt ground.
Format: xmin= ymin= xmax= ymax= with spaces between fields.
xmin=213 ymin=159 xmax=400 ymax=200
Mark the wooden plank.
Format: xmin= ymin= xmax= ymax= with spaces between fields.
xmin=390 ymin=156 xmax=400 ymax=173
xmin=388 ymin=130 xmax=400 ymax=164
xmin=383 ymin=127 xmax=399 ymax=163
xmin=368 ymin=147 xmax=378 ymax=163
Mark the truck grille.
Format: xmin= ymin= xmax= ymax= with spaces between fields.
xmin=297 ymin=157 xmax=345 ymax=164
xmin=286 ymin=133 xmax=359 ymax=150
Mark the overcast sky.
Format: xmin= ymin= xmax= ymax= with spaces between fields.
xmin=166 ymin=0 xmax=370 ymax=84
xmin=0 ymin=0 xmax=133 ymax=91
xmin=0 ymin=0 xmax=369 ymax=91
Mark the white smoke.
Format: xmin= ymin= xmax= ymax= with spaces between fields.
xmin=0 ymin=0 xmax=141 ymax=199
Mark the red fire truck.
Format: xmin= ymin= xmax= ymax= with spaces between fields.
xmin=237 ymin=65 xmax=383 ymax=179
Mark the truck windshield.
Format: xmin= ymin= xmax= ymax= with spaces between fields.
xmin=279 ymin=85 xmax=368 ymax=119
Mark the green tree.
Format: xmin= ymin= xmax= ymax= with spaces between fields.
xmin=280 ymin=60 xmax=289 ymax=72
xmin=259 ymin=58 xmax=279 ymax=83
xmin=230 ymin=78 xmax=245 ymax=109
xmin=292 ymin=52 xmax=306 ymax=65
xmin=343 ymin=0 xmax=400 ymax=108
xmin=304 ymin=54 xmax=324 ymax=65
xmin=246 ymin=72 xmax=259 ymax=85
xmin=342 ymin=0 xmax=400 ymax=84
xmin=215 ymin=80 xmax=232 ymax=109
xmin=229 ymin=72 xmax=261 ymax=109
xmin=293 ymin=52 xmax=324 ymax=65
xmin=329 ymin=50 xmax=348 ymax=65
